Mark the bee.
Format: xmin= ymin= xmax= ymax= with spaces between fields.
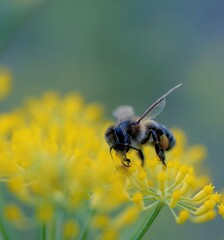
xmin=105 ymin=83 xmax=181 ymax=167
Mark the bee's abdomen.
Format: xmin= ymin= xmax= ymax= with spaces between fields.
xmin=161 ymin=125 xmax=175 ymax=150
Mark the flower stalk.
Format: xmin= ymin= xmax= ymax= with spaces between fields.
xmin=135 ymin=202 xmax=163 ymax=240
xmin=0 ymin=221 xmax=9 ymax=240
xmin=41 ymin=223 xmax=46 ymax=240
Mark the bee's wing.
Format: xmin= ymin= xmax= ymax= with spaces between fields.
xmin=137 ymin=83 xmax=182 ymax=123
xmin=146 ymin=98 xmax=166 ymax=119
xmin=113 ymin=105 xmax=135 ymax=123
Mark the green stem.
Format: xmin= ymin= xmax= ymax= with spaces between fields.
xmin=79 ymin=209 xmax=96 ymax=240
xmin=135 ymin=203 xmax=163 ymax=240
xmin=55 ymin=210 xmax=63 ymax=240
xmin=0 ymin=221 xmax=9 ymax=240
xmin=49 ymin=218 xmax=56 ymax=240
xmin=41 ymin=223 xmax=47 ymax=240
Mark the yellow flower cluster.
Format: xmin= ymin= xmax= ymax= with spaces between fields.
xmin=0 ymin=91 xmax=140 ymax=239
xmin=0 ymin=72 xmax=223 ymax=239
xmin=113 ymin=131 xmax=221 ymax=225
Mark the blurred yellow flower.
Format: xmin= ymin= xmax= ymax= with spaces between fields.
xmin=218 ymin=193 xmax=224 ymax=218
xmin=0 ymin=67 xmax=12 ymax=100
xmin=0 ymin=92 xmax=140 ymax=239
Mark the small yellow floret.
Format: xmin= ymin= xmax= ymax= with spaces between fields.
xmin=132 ymin=192 xmax=143 ymax=207
xmin=113 ymin=206 xmax=140 ymax=228
xmin=93 ymin=215 xmax=110 ymax=228
xmin=196 ymin=200 xmax=216 ymax=216
xmin=181 ymin=174 xmax=196 ymax=195
xmin=137 ymin=170 xmax=150 ymax=190
xmin=218 ymin=203 xmax=224 ymax=217
xmin=210 ymin=192 xmax=221 ymax=203
xmin=138 ymin=170 xmax=147 ymax=180
xmin=158 ymin=172 xmax=166 ymax=191
xmin=169 ymin=190 xmax=182 ymax=208
xmin=7 ymin=177 xmax=30 ymax=201
xmin=0 ymin=67 xmax=12 ymax=99
xmin=193 ymin=184 xmax=214 ymax=201
xmin=63 ymin=220 xmax=79 ymax=238
xmin=148 ymin=158 xmax=160 ymax=168
xmin=101 ymin=229 xmax=118 ymax=240
xmin=167 ymin=160 xmax=175 ymax=168
xmin=192 ymin=210 xmax=216 ymax=223
xmin=176 ymin=210 xmax=189 ymax=224
xmin=4 ymin=204 xmax=24 ymax=221
xmin=175 ymin=166 xmax=189 ymax=185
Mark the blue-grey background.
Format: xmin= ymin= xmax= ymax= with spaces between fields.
xmin=0 ymin=0 xmax=224 ymax=239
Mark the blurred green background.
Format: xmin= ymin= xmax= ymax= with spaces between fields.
xmin=0 ymin=0 xmax=224 ymax=239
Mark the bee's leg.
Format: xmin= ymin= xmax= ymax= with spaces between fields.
xmin=141 ymin=129 xmax=166 ymax=167
xmin=124 ymin=134 xmax=145 ymax=166
xmin=137 ymin=149 xmax=144 ymax=166
xmin=124 ymin=134 xmax=131 ymax=152
xmin=155 ymin=144 xmax=166 ymax=167
xmin=124 ymin=144 xmax=145 ymax=166
xmin=123 ymin=158 xmax=131 ymax=167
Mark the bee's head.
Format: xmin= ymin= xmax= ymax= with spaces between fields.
xmin=105 ymin=125 xmax=125 ymax=151
xmin=105 ymin=125 xmax=142 ymax=167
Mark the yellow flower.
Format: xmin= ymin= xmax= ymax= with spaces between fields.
xmin=0 ymin=67 xmax=12 ymax=99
